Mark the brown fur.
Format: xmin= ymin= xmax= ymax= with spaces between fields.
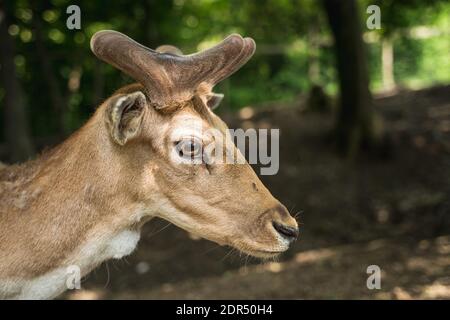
xmin=0 ymin=84 xmax=297 ymax=286
xmin=2 ymin=31 xmax=298 ymax=299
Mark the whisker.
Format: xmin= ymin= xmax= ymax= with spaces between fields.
xmin=243 ymin=253 xmax=249 ymax=269
xmin=103 ymin=262 xmax=110 ymax=289
xmin=293 ymin=210 xmax=303 ymax=220
xmin=147 ymin=222 xmax=172 ymax=238
xmin=220 ymin=248 xmax=235 ymax=262
xmin=289 ymin=204 xmax=297 ymax=213
xmin=199 ymin=244 xmax=221 ymax=256
xmin=122 ymin=257 xmax=131 ymax=265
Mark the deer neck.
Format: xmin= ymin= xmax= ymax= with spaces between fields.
xmin=0 ymin=111 xmax=151 ymax=299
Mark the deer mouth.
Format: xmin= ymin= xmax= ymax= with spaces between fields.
xmin=239 ymin=247 xmax=288 ymax=259
xmin=253 ymin=249 xmax=287 ymax=257
xmin=231 ymin=221 xmax=298 ymax=258
xmin=231 ymin=236 xmax=291 ymax=258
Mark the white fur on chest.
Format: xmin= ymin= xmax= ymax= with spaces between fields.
xmin=81 ymin=229 xmax=141 ymax=261
xmin=2 ymin=229 xmax=140 ymax=300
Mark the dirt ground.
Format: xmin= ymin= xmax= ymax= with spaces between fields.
xmin=63 ymin=85 xmax=450 ymax=300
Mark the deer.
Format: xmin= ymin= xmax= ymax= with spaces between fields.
xmin=0 ymin=30 xmax=299 ymax=299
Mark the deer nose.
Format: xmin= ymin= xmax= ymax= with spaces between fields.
xmin=272 ymin=221 xmax=299 ymax=243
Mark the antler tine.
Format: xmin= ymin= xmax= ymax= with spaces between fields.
xmin=182 ymin=34 xmax=248 ymax=87
xmin=90 ymin=30 xmax=256 ymax=107
xmin=91 ymin=30 xmax=174 ymax=104
xmin=191 ymin=36 xmax=256 ymax=86
xmin=208 ymin=37 xmax=256 ymax=85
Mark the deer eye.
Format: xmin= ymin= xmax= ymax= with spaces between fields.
xmin=175 ymin=138 xmax=202 ymax=159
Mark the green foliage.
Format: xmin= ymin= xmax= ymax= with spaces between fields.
xmin=395 ymin=36 xmax=450 ymax=88
xmin=0 ymin=0 xmax=448 ymax=140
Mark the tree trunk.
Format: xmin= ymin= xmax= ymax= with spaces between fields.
xmin=323 ymin=0 xmax=377 ymax=157
xmin=32 ymin=1 xmax=68 ymax=137
xmin=92 ymin=60 xmax=104 ymax=107
xmin=307 ymin=24 xmax=321 ymax=84
xmin=0 ymin=3 xmax=34 ymax=162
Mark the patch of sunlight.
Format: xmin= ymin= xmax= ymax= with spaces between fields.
xmin=196 ymin=32 xmax=244 ymax=52
xmin=363 ymin=31 xmax=381 ymax=43
xmin=434 ymin=236 xmax=450 ymax=254
xmin=264 ymin=262 xmax=284 ymax=273
xmin=14 ymin=55 xmax=25 ymax=68
xmin=435 ymin=235 xmax=450 ymax=246
xmin=174 ymin=0 xmax=185 ymax=7
xmin=241 ymin=120 xmax=256 ymax=130
xmin=19 ymin=29 xmax=32 ymax=42
xmin=294 ymin=248 xmax=336 ymax=265
xmin=43 ymin=10 xmax=59 ymax=23
xmin=257 ymin=120 xmax=272 ymax=129
xmin=407 ymin=257 xmax=432 ymax=272
xmin=68 ymin=68 xmax=82 ymax=92
xmin=16 ymin=8 xmax=32 ymax=22
xmin=392 ymin=287 xmax=413 ymax=300
xmin=406 ymin=255 xmax=450 ymax=275
xmin=374 ymin=292 xmax=392 ymax=299
xmin=375 ymin=206 xmax=390 ymax=224
xmin=67 ymin=289 xmax=104 ymax=300
xmin=289 ymin=39 xmax=307 ymax=53
xmin=188 ymin=232 xmax=201 ymax=240
xmin=185 ymin=15 xmax=199 ymax=28
xmin=239 ymin=106 xmax=254 ymax=120
xmin=8 ymin=24 xmax=19 ymax=36
xmin=437 ymin=242 xmax=450 ymax=255
xmin=421 ymin=281 xmax=450 ymax=299
xmin=254 ymin=261 xmax=285 ymax=274
xmin=48 ymin=28 xmax=65 ymax=44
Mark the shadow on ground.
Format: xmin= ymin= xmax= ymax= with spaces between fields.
xmin=63 ymin=85 xmax=450 ymax=299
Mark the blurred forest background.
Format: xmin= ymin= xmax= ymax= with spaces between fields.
xmin=0 ymin=0 xmax=449 ymax=299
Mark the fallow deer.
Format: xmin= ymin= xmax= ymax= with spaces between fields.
xmin=0 ymin=30 xmax=299 ymax=299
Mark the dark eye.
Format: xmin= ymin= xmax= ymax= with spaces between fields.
xmin=175 ymin=138 xmax=202 ymax=159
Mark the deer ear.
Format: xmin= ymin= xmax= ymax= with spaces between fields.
xmin=206 ymin=93 xmax=224 ymax=110
xmin=106 ymin=91 xmax=146 ymax=145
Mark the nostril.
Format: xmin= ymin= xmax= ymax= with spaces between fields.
xmin=272 ymin=221 xmax=299 ymax=242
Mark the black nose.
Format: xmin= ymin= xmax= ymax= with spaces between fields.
xmin=272 ymin=221 xmax=299 ymax=243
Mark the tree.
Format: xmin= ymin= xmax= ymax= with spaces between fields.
xmin=323 ymin=0 xmax=378 ymax=157
xmin=0 ymin=1 xmax=34 ymax=162
xmin=31 ymin=0 xmax=68 ymax=136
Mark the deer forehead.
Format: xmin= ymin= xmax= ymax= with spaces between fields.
xmin=168 ymin=110 xmax=217 ymax=142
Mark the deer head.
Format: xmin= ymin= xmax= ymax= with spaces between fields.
xmin=90 ymin=31 xmax=299 ymax=258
